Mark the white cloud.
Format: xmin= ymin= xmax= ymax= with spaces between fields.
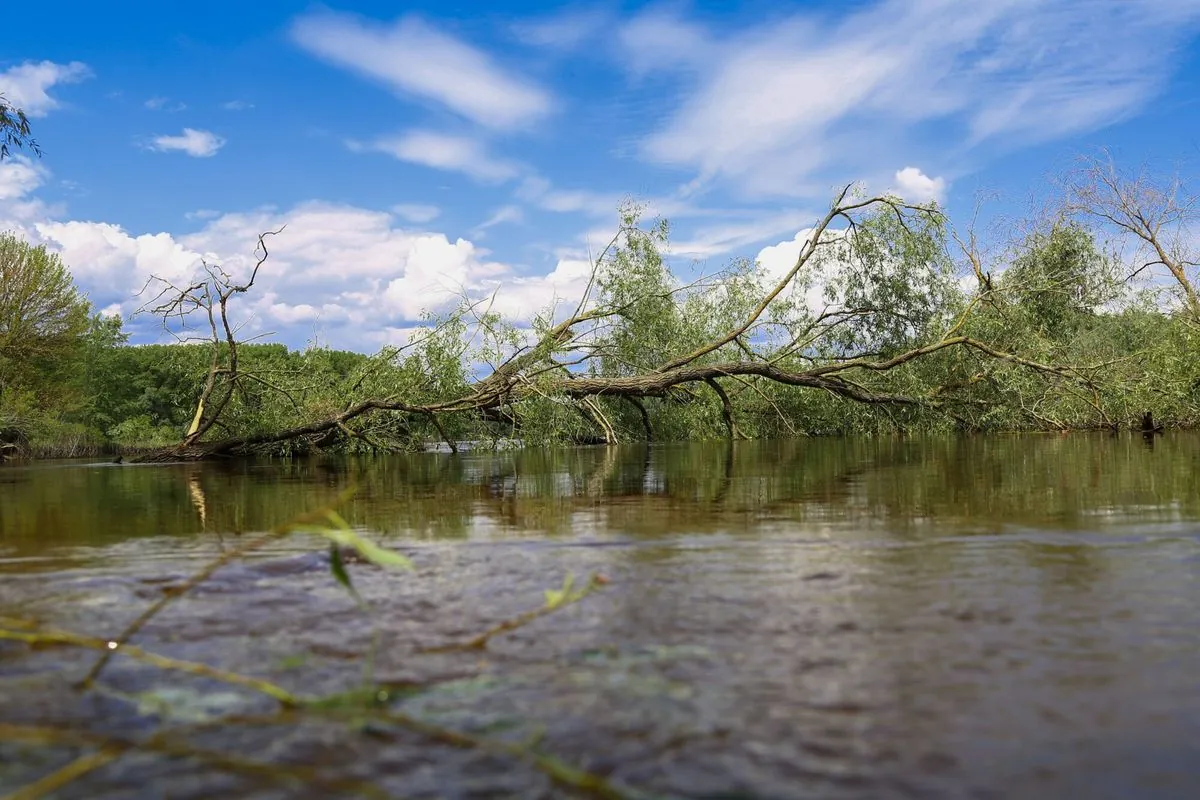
xmin=516 ymin=176 xmax=628 ymax=217
xmin=365 ymin=130 xmax=520 ymax=183
xmin=754 ymin=228 xmax=843 ymax=312
xmin=472 ymin=205 xmax=523 ymax=237
xmin=0 ymin=166 xmax=526 ymax=350
xmin=0 ymin=60 xmax=91 ymax=117
xmin=291 ymin=12 xmax=552 ymax=130
xmin=672 ymin=212 xmax=811 ymax=260
xmin=37 ymin=221 xmax=204 ymax=293
xmin=392 ymin=203 xmax=440 ymax=223
xmin=891 ymin=167 xmax=946 ymax=203
xmin=0 ymin=158 xmax=45 ymax=201
xmin=512 ymin=9 xmax=609 ymax=50
xmin=618 ymin=9 xmax=714 ymax=75
xmin=0 ymin=157 xmax=56 ymax=222
xmin=629 ymin=0 xmax=1200 ymax=198
xmin=145 ymin=97 xmax=186 ymax=112
xmin=1 ymin=196 xmax=522 ymax=350
xmin=482 ymin=257 xmax=597 ymax=323
xmin=222 ymin=100 xmax=254 ymax=111
xmin=146 ymin=128 xmax=226 ymax=157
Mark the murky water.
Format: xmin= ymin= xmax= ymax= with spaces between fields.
xmin=2 ymin=435 xmax=1199 ymax=799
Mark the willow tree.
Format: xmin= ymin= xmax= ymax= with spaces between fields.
xmin=1066 ymin=154 xmax=1200 ymax=324
xmin=128 ymin=183 xmax=1122 ymax=463
xmin=0 ymin=93 xmax=39 ymax=161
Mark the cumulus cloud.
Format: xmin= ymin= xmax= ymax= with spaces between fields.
xmin=629 ymin=0 xmax=1200 ymax=198
xmin=0 ymin=165 xmax=593 ymax=351
xmin=0 ymin=158 xmax=46 ymax=201
xmin=0 ymin=60 xmax=91 ymax=117
xmin=146 ymin=128 xmax=226 ymax=157
xmin=363 ymin=130 xmax=520 ymax=182
xmin=291 ymin=11 xmax=552 ymax=130
xmin=891 ymin=167 xmax=946 ymax=203
xmin=754 ymin=228 xmax=845 ymax=313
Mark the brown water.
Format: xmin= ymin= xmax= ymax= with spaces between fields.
xmin=2 ymin=435 xmax=1199 ymax=799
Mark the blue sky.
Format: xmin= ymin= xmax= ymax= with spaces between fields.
xmin=3 ymin=0 xmax=1200 ymax=351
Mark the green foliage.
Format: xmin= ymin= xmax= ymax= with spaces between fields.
xmin=0 ymin=233 xmax=92 ymax=398
xmin=1001 ymin=221 xmax=1120 ymax=337
xmin=0 ymin=93 xmax=38 ymax=160
xmin=827 ymin=205 xmax=960 ymax=354
xmin=6 ymin=184 xmax=1200 ymax=458
xmin=595 ymin=209 xmax=684 ymax=374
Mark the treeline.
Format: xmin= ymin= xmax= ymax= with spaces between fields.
xmin=3 ymin=159 xmax=1200 ymax=461
xmin=0 ymin=233 xmax=378 ymax=458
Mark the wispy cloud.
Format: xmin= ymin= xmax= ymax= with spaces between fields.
xmin=291 ymin=11 xmax=552 ymax=130
xmin=146 ymin=128 xmax=226 ymax=157
xmin=392 ymin=203 xmax=441 ymax=223
xmin=472 ymin=204 xmax=524 ymax=237
xmin=362 ymin=131 xmax=520 ymax=183
xmin=0 ymin=60 xmax=91 ymax=117
xmin=512 ymin=8 xmax=609 ymax=50
xmin=671 ymin=211 xmax=811 ymax=260
xmin=222 ymin=100 xmax=254 ymax=111
xmin=145 ymin=96 xmax=187 ymax=112
xmin=516 ymin=176 xmax=629 ymax=217
xmin=628 ymin=0 xmax=1200 ymax=199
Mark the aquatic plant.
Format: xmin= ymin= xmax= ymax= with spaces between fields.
xmin=0 ymin=494 xmax=633 ymax=799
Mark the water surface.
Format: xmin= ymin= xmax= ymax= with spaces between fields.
xmin=2 ymin=435 xmax=1199 ymax=798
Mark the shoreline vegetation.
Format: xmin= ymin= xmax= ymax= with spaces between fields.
xmin=4 ymin=162 xmax=1200 ymax=463
xmin=3 ymin=94 xmax=1199 ymax=462
xmin=1 ymin=173 xmax=1196 ymax=466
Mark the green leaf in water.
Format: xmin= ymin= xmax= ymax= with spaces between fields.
xmin=293 ymin=523 xmax=414 ymax=571
xmin=544 ymin=573 xmax=575 ymax=609
xmin=329 ymin=542 xmax=359 ymax=603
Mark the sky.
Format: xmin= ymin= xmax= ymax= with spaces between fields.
xmin=2 ymin=0 xmax=1200 ymax=352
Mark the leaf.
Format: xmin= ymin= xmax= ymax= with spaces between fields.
xmin=327 ymin=529 xmax=414 ymax=571
xmin=324 ymin=509 xmax=352 ymax=531
xmin=292 ymin=524 xmax=414 ymax=571
xmin=329 ymin=543 xmax=356 ymax=599
xmin=544 ymin=573 xmax=575 ymax=609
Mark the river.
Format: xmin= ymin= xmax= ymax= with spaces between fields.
xmin=2 ymin=434 xmax=1199 ymax=798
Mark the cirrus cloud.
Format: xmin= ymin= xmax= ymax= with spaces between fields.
xmin=291 ymin=11 xmax=552 ymax=131
xmin=629 ymin=0 xmax=1200 ymax=199
xmin=359 ymin=130 xmax=521 ymax=183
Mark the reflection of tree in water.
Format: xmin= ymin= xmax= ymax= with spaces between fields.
xmin=4 ymin=434 xmax=1200 ymax=557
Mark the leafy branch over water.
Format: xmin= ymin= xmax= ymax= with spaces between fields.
xmin=421 ymin=571 xmax=610 ymax=654
xmin=0 ymin=495 xmax=633 ymax=800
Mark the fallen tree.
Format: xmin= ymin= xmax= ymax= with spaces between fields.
xmin=131 ymin=186 xmax=1143 ymax=462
